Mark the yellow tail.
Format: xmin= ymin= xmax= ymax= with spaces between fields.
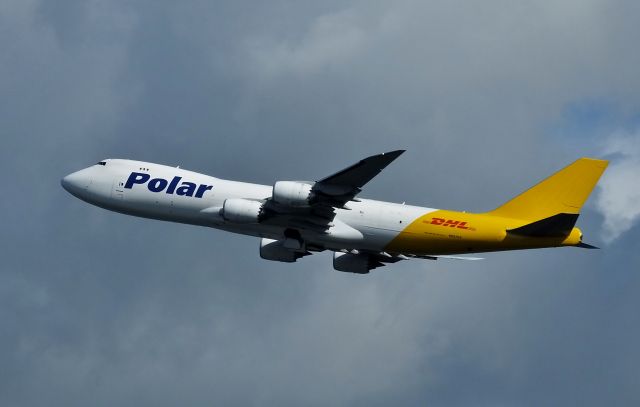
xmin=489 ymin=158 xmax=608 ymax=221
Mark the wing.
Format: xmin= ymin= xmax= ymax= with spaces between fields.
xmin=313 ymin=149 xmax=405 ymax=207
xmin=260 ymin=150 xmax=405 ymax=232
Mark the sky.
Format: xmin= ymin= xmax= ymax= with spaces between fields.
xmin=1 ymin=0 xmax=640 ymax=405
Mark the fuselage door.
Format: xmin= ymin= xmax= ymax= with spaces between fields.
xmin=113 ymin=179 xmax=125 ymax=200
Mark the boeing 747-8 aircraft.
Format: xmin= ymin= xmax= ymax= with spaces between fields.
xmin=62 ymin=151 xmax=607 ymax=273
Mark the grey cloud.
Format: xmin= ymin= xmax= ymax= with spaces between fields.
xmin=2 ymin=0 xmax=640 ymax=406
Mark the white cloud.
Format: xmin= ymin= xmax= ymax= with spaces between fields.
xmin=596 ymin=130 xmax=640 ymax=243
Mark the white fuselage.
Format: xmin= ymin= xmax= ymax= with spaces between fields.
xmin=61 ymin=159 xmax=434 ymax=253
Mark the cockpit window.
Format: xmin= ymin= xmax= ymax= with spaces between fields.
xmin=97 ymin=161 xmax=106 ymax=166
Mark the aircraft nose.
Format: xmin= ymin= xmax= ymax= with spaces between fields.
xmin=61 ymin=169 xmax=91 ymax=196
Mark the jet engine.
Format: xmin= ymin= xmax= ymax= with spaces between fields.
xmin=260 ymin=238 xmax=306 ymax=262
xmin=272 ymin=181 xmax=314 ymax=206
xmin=221 ymin=198 xmax=262 ymax=223
xmin=333 ymin=252 xmax=379 ymax=274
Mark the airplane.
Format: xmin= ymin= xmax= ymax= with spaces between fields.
xmin=61 ymin=151 xmax=608 ymax=274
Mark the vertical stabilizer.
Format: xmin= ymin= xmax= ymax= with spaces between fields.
xmin=489 ymin=158 xmax=608 ymax=221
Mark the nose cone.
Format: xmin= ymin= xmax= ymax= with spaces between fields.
xmin=61 ymin=169 xmax=92 ymax=197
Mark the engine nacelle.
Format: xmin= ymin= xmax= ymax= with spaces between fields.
xmin=260 ymin=238 xmax=302 ymax=263
xmin=272 ymin=181 xmax=314 ymax=207
xmin=221 ymin=198 xmax=262 ymax=223
xmin=333 ymin=252 xmax=371 ymax=274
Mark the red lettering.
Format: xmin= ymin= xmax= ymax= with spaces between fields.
xmin=428 ymin=217 xmax=473 ymax=230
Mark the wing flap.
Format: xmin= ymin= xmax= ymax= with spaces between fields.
xmin=409 ymin=254 xmax=484 ymax=261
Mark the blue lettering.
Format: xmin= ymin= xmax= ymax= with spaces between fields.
xmin=195 ymin=184 xmax=213 ymax=198
xmin=176 ymin=182 xmax=196 ymax=197
xmin=148 ymin=178 xmax=168 ymax=192
xmin=123 ymin=172 xmax=212 ymax=198
xmin=166 ymin=176 xmax=181 ymax=194
xmin=124 ymin=172 xmax=150 ymax=189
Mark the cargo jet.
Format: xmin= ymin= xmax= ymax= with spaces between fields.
xmin=61 ymin=151 xmax=608 ymax=274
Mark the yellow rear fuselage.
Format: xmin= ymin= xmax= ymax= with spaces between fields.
xmin=385 ymin=209 xmax=582 ymax=255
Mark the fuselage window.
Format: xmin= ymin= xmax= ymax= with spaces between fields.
xmin=97 ymin=161 xmax=106 ymax=166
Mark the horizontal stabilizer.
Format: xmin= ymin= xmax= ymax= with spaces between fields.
xmin=507 ymin=213 xmax=579 ymax=237
xmin=576 ymin=242 xmax=600 ymax=249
